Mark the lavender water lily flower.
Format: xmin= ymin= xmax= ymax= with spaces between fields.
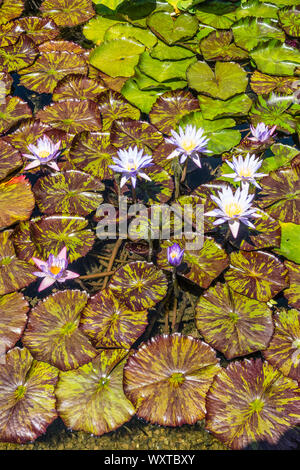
xmin=109 ymin=146 xmax=153 ymax=188
xmin=32 ymin=247 xmax=79 ymax=292
xmin=23 ymin=135 xmax=61 ymax=171
xmin=205 ymin=184 xmax=261 ymax=238
xmin=166 ymin=125 xmax=211 ymax=168
xmin=167 ymin=243 xmax=184 ymax=267
xmin=249 ymin=123 xmax=276 ymax=143
xmin=223 ymin=153 xmax=267 ymax=189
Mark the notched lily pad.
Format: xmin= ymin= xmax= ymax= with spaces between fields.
xmin=110 ymin=119 xmax=163 ymax=152
xmin=0 ymin=0 xmax=24 ymax=26
xmin=278 ymin=6 xmax=300 ymax=37
xmin=0 ymin=176 xmax=35 ymax=231
xmin=124 ymin=333 xmax=220 ymax=426
xmin=250 ymin=93 xmax=297 ymax=134
xmin=284 ymin=261 xmax=300 ymax=309
xmin=0 ymin=96 xmax=32 ymax=134
xmin=53 ymin=75 xmax=106 ymax=102
xmin=232 ymin=17 xmax=285 ymax=52
xmin=147 ymin=11 xmax=198 ymax=45
xmin=13 ymin=17 xmax=59 ymax=45
xmin=41 ymin=0 xmax=95 ymax=27
xmin=0 ymin=292 xmax=29 ymax=353
xmin=200 ymin=30 xmax=248 ymax=61
xmin=97 ymin=90 xmax=140 ymax=130
xmin=250 ymin=40 xmax=300 ymax=76
xmin=0 ymin=35 xmax=38 ymax=72
xmin=0 ymin=140 xmax=23 ymax=180
xmin=250 ymin=70 xmax=298 ymax=95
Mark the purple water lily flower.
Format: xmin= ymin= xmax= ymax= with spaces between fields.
xmin=109 ymin=146 xmax=154 ymax=188
xmin=23 ymin=135 xmax=61 ymax=171
xmin=167 ymin=243 xmax=185 ymax=267
xmin=166 ymin=125 xmax=211 ymax=168
xmin=32 ymin=246 xmax=79 ymax=292
xmin=249 ymin=123 xmax=276 ymax=143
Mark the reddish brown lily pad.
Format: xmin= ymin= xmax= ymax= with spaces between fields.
xmin=0 ymin=22 xmax=20 ymax=47
xmin=206 ymin=358 xmax=300 ymax=450
xmin=96 ymin=90 xmax=140 ymax=131
xmin=250 ymin=70 xmax=297 ymax=96
xmin=0 ymin=347 xmax=58 ymax=444
xmin=0 ymin=35 xmax=38 ymax=72
xmin=41 ymin=0 xmax=95 ymax=27
xmin=284 ymin=261 xmax=300 ymax=309
xmin=3 ymin=119 xmax=50 ymax=154
xmin=0 ymin=176 xmax=35 ymax=231
xmin=13 ymin=17 xmax=59 ymax=45
xmin=200 ymin=30 xmax=249 ymax=61
xmin=0 ymin=96 xmax=32 ymax=135
xmin=12 ymin=220 xmax=40 ymax=263
xmin=124 ymin=333 xmax=220 ymax=426
xmin=110 ymin=119 xmax=163 ymax=152
xmin=195 ymin=282 xmax=274 ymax=360
xmin=0 ymin=0 xmax=24 ymax=25
xmin=0 ymin=140 xmax=23 ymax=180
xmin=53 ymin=75 xmax=105 ymax=102
xmin=0 ymin=292 xmax=29 ymax=353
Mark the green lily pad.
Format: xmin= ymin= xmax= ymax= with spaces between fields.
xmin=195 ymin=0 xmax=236 ymax=29
xmin=13 ymin=16 xmax=59 ymax=45
xmin=198 ymin=93 xmax=252 ymax=120
xmin=80 ymin=287 xmax=148 ymax=349
xmin=150 ymin=40 xmax=195 ymax=60
xmin=263 ymin=309 xmax=300 ymax=381
xmin=200 ymin=30 xmax=249 ymax=61
xmin=206 ymin=358 xmax=300 ymax=450
xmin=275 ymin=222 xmax=300 ymax=264
xmin=235 ymin=0 xmax=279 ymax=20
xmin=250 ymin=93 xmax=297 ymax=134
xmin=33 ymin=170 xmax=104 ymax=216
xmin=257 ymin=166 xmax=300 ymax=224
xmin=0 ymin=140 xmax=23 ymax=180
xmin=138 ymin=51 xmax=196 ymax=82
xmin=0 ymin=176 xmax=35 ymax=231
xmin=0 ymin=96 xmax=32 ymax=134
xmin=56 ymin=349 xmax=135 ymax=435
xmin=40 ymin=0 xmax=95 ymax=27
xmin=147 ymin=11 xmax=198 ymax=44
xmin=124 ymin=333 xmax=220 ymax=426
xmin=250 ymin=70 xmax=298 ymax=95
xmin=0 ymin=347 xmax=58 ymax=444
xmin=31 ymin=215 xmax=95 ymax=263
xmin=89 ymin=38 xmax=145 ymax=78
xmin=260 ymin=143 xmax=299 ymax=173
xmin=23 ymin=290 xmax=97 ymax=371
xmin=0 ymin=0 xmax=24 ymax=25
xmin=232 ymin=17 xmax=285 ymax=52
xmin=104 ymin=23 xmax=157 ymax=48
xmin=278 ymin=6 xmax=300 ymax=37
xmin=0 ymin=35 xmax=38 ymax=72
xmin=250 ymin=40 xmax=300 ymax=76
xmin=121 ymin=78 xmax=162 ymax=114
xmin=149 ymin=89 xmax=199 ymax=134
xmin=0 ymin=292 xmax=29 ymax=353
xmin=133 ymin=67 xmax=187 ymax=92
xmin=284 ymin=261 xmax=300 ymax=309
xmin=97 ymin=89 xmax=140 ymax=131
xmin=195 ymin=283 xmax=274 ymax=360
xmin=109 ymin=261 xmax=168 ymax=311
xmin=83 ymin=15 xmax=123 ymax=45
xmin=110 ymin=119 xmax=163 ymax=152
xmin=224 ymin=251 xmax=289 ymax=302
xmin=187 ymin=61 xmax=248 ymax=100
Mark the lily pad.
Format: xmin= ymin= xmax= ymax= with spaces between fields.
xmin=284 ymin=261 xmax=300 ymax=309
xmin=200 ymin=30 xmax=248 ymax=61
xmin=80 ymin=287 xmax=148 ymax=349
xmin=0 ymin=347 xmax=58 ymax=444
xmin=13 ymin=17 xmax=59 ymax=45
xmin=83 ymin=15 xmax=124 ymax=45
xmin=137 ymin=51 xmax=196 ymax=82
xmin=224 ymin=251 xmax=289 ymax=302
xmin=275 ymin=222 xmax=300 ymax=264
xmin=110 ymin=119 xmax=163 ymax=152
xmin=198 ymin=94 xmax=252 ymax=120
xmin=232 ymin=18 xmax=285 ymax=52
xmin=260 ymin=143 xmax=299 ymax=173
xmin=263 ymin=309 xmax=300 ymax=381
xmin=121 ymin=78 xmax=163 ymax=114
xmin=97 ymin=90 xmax=140 ymax=131
xmin=0 ymin=0 xmax=24 ymax=25
xmin=235 ymin=0 xmax=279 ymax=20
xmin=0 ymin=70 xmax=13 ymax=97
xmin=278 ymin=6 xmax=300 ymax=36
xmin=0 ymin=140 xmax=23 ymax=180
xmin=195 ymin=1 xmax=237 ymax=29
xmin=250 ymin=70 xmax=298 ymax=95
xmin=250 ymin=93 xmax=297 ymax=134
xmin=195 ymin=283 xmax=274 ymax=360
xmin=52 ymin=75 xmax=106 ymax=102
xmin=104 ymin=23 xmax=157 ymax=48
xmin=109 ymin=261 xmax=168 ymax=311
xmin=0 ymin=292 xmax=29 ymax=353
xmin=0 ymin=96 xmax=32 ymax=134
xmin=150 ymin=40 xmax=195 ymax=60
xmin=4 ymin=119 xmax=50 ymax=154
xmin=40 ymin=0 xmax=95 ymax=27
xmin=23 ymin=290 xmax=97 ymax=371
xmin=0 ymin=230 xmax=36 ymax=295
xmin=12 ymin=220 xmax=40 ymax=264
xmin=31 ymin=215 xmax=95 ymax=263
xmin=56 ymin=349 xmax=135 ymax=435
xmin=187 ymin=61 xmax=248 ymax=100
xmin=0 ymin=35 xmax=38 ymax=72
xmin=250 ymin=40 xmax=300 ymax=76
xmin=206 ymin=358 xmax=300 ymax=450
xmin=0 ymin=176 xmax=35 ymax=231
xmin=124 ymin=333 xmax=220 ymax=426
xmin=133 ymin=67 xmax=187 ymax=92
xmin=0 ymin=22 xmax=21 ymax=48
xmin=149 ymin=89 xmax=199 ymax=134
xmin=147 ymin=11 xmax=198 ymax=44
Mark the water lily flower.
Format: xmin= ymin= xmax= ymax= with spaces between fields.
xmin=223 ymin=153 xmax=267 ymax=189
xmin=167 ymin=243 xmax=184 ymax=267
xmin=23 ymin=135 xmax=61 ymax=171
xmin=205 ymin=184 xmax=261 ymax=238
xmin=109 ymin=146 xmax=153 ymax=188
xmin=32 ymin=247 xmax=79 ymax=292
xmin=249 ymin=123 xmax=276 ymax=143
xmin=166 ymin=125 xmax=211 ymax=168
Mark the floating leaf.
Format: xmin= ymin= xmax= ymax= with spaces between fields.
xmin=0 ymin=176 xmax=35 ymax=231
xmin=56 ymin=349 xmax=135 ymax=435
xmin=0 ymin=35 xmax=38 ymax=72
xmin=13 ymin=17 xmax=59 ymax=45
xmin=0 ymin=292 xmax=29 ymax=353
xmin=150 ymin=40 xmax=195 ymax=60
xmin=0 ymin=230 xmax=35 ymax=295
xmin=41 ymin=0 xmax=95 ymax=27
xmin=12 ymin=220 xmax=40 ymax=263
xmin=0 ymin=0 xmax=24 ymax=25
xmin=0 ymin=70 xmax=13 ymax=97
xmin=133 ymin=67 xmax=187 ymax=92
xmin=257 ymin=166 xmax=300 ymax=224
xmin=260 ymin=143 xmax=299 ymax=173
xmin=235 ymin=0 xmax=279 ymax=20
xmin=224 ymin=251 xmax=289 ymax=302
xmin=23 ymin=290 xmax=97 ymax=371
xmin=206 ymin=358 xmax=300 ymax=450
xmin=149 ymin=89 xmax=199 ymax=134
xmin=284 ymin=261 xmax=300 ymax=309
xmin=39 ymin=39 xmax=86 ymax=55
xmin=232 ymin=18 xmax=285 ymax=52
xmin=31 ymin=215 xmax=95 ymax=263
xmin=104 ymin=23 xmax=157 ymax=48
xmin=278 ymin=6 xmax=300 ymax=36
xmin=36 ymin=100 xmax=102 ymax=133
xmin=97 ymin=90 xmax=140 ymax=131
xmin=250 ymin=70 xmax=297 ymax=95
xmin=275 ymin=222 xmax=300 ymax=264
xmin=52 ymin=75 xmax=105 ymax=102
xmin=195 ymin=0 xmax=237 ymax=29
xmin=0 ymin=96 xmax=32 ymax=134
xmin=124 ymin=333 xmax=220 ymax=426
xmin=200 ymin=30 xmax=248 ymax=61
xmin=187 ymin=61 xmax=248 ymax=100
xmin=0 ymin=347 xmax=58 ymax=444
xmin=109 ymin=261 xmax=168 ymax=311
xmin=80 ymin=288 xmax=148 ymax=349
xmin=250 ymin=94 xmax=296 ymax=134
xmin=198 ymin=93 xmax=252 ymax=120
xmin=83 ymin=15 xmax=123 ymax=45
xmin=0 ymin=22 xmax=20 ymax=48
xmin=147 ymin=11 xmax=198 ymax=44
xmin=195 ymin=283 xmax=274 ymax=360
xmin=138 ymin=51 xmax=196 ymax=82
xmin=110 ymin=119 xmax=163 ymax=152
xmin=250 ymin=40 xmax=300 ymax=76
xmin=121 ymin=78 xmax=162 ymax=114
xmin=0 ymin=140 xmax=23 ymax=180
xmin=4 ymin=119 xmax=50 ymax=154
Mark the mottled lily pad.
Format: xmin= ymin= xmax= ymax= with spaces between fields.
xmin=80 ymin=288 xmax=148 ymax=349
xmin=41 ymin=0 xmax=95 ymax=27
xmin=56 ymin=349 xmax=135 ymax=435
xmin=33 ymin=170 xmax=104 ymax=216
xmin=53 ymin=75 xmax=106 ymax=102
xmin=0 ymin=22 xmax=21 ymax=48
xmin=124 ymin=333 xmax=220 ymax=426
xmin=110 ymin=119 xmax=163 ymax=152
xmin=0 ymin=0 xmax=24 ymax=25
xmin=31 ymin=215 xmax=95 ymax=263
xmin=0 ymin=347 xmax=58 ymax=444
xmin=4 ymin=119 xmax=50 ymax=154
xmin=147 ymin=11 xmax=198 ymax=44
xmin=232 ymin=18 xmax=285 ymax=52
xmin=195 ymin=283 xmax=274 ymax=360
xmin=0 ymin=292 xmax=29 ymax=353
xmin=200 ymin=30 xmax=248 ymax=61
xmin=0 ymin=176 xmax=35 ymax=231
xmin=250 ymin=40 xmax=300 ymax=76
xmin=12 ymin=220 xmax=40 ymax=263
xmin=97 ymin=90 xmax=140 ymax=131
xmin=260 ymin=143 xmax=299 ymax=173
xmin=224 ymin=251 xmax=289 ymax=302
xmin=23 ymin=290 xmax=97 ymax=371
xmin=206 ymin=358 xmax=300 ymax=450
xmin=109 ymin=261 xmax=168 ymax=311
xmin=0 ymin=140 xmax=23 ymax=180
xmin=13 ymin=17 xmax=59 ymax=45
xmin=0 ymin=35 xmax=38 ymax=72
xmin=278 ymin=6 xmax=300 ymax=37
xmin=0 ymin=96 xmax=32 ymax=134
xmin=284 ymin=261 xmax=300 ymax=309
xmin=250 ymin=94 xmax=297 ymax=134
xmin=250 ymin=70 xmax=297 ymax=95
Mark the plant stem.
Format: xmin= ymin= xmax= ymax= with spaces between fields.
xmin=78 ymin=269 xmax=117 ymax=280
xmin=132 ymin=185 xmax=137 ymax=204
xmin=101 ymin=238 xmax=123 ymax=289
xmin=180 ymin=159 xmax=188 ymax=183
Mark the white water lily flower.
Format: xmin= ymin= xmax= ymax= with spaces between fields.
xmin=23 ymin=135 xmax=61 ymax=171
xmin=166 ymin=125 xmax=211 ymax=168
xmin=109 ymin=145 xmax=153 ymax=188
xmin=249 ymin=122 xmax=276 ymax=143
xmin=205 ymin=183 xmax=261 ymax=238
xmin=223 ymin=153 xmax=267 ymax=189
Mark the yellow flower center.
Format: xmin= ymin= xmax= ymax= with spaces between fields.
xmin=181 ymin=138 xmax=196 ymax=153
xmin=224 ymin=202 xmax=243 ymax=218
xmin=171 ymin=252 xmax=177 ymax=259
xmin=38 ymin=150 xmax=50 ymax=159
xmin=50 ymin=265 xmax=61 ymax=275
xmin=239 ymin=167 xmax=252 ymax=178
